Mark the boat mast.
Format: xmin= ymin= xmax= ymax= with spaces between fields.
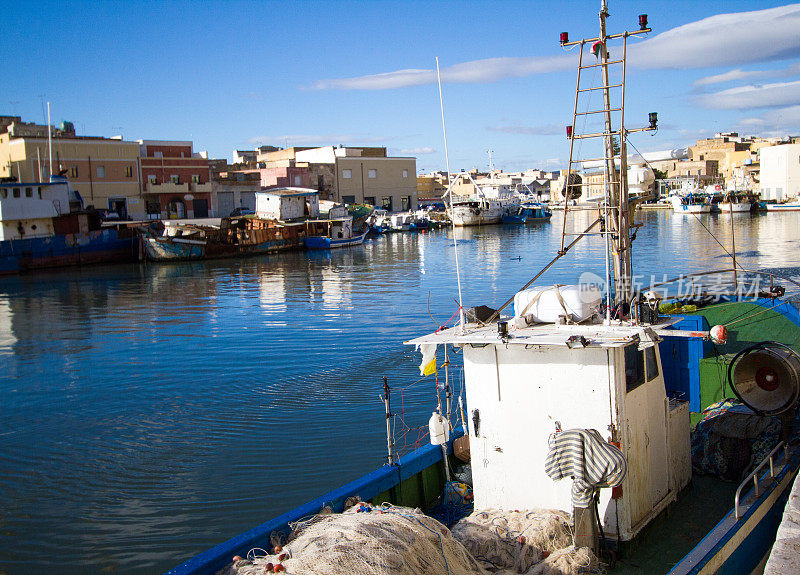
xmin=47 ymin=102 xmax=53 ymax=179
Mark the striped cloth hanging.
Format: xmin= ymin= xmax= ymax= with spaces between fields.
xmin=544 ymin=428 xmax=627 ymax=508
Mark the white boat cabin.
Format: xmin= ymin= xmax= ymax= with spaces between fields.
xmin=255 ymin=188 xmax=319 ymax=221
xmin=0 ymin=178 xmax=76 ymax=240
xmin=408 ymin=286 xmax=693 ymax=542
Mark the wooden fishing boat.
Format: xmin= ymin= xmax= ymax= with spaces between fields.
xmin=137 ymin=224 xmax=206 ymax=261
xmin=304 ymin=217 xmax=368 ymax=249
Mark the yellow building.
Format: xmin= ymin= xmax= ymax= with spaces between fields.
xmin=0 ymin=124 xmax=142 ymax=218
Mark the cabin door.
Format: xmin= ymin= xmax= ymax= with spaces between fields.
xmin=622 ymin=345 xmax=670 ymax=531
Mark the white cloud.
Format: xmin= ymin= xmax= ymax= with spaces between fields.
xmin=738 ymin=104 xmax=800 ymax=134
xmin=695 ymin=80 xmax=800 ymax=109
xmin=694 ymin=69 xmax=769 ymax=87
xmin=311 ymin=5 xmax=800 ymax=91
xmin=628 ymin=5 xmax=800 ymax=69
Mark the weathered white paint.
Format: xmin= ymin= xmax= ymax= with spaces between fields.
xmin=0 ymin=181 xmax=71 ymax=240
xmin=255 ymin=189 xmax=319 ymax=221
xmin=412 ymin=318 xmax=687 ymax=541
xmin=760 ymin=143 xmax=800 ymax=202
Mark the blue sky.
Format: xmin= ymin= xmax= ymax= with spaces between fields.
xmin=2 ymin=0 xmax=799 ymax=173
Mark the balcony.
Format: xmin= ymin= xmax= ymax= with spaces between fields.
xmin=145 ymin=182 xmax=189 ymax=195
xmin=191 ymin=182 xmax=213 ymax=194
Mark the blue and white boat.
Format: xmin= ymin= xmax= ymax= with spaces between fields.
xmin=305 ymin=217 xmax=368 ymax=249
xmin=137 ymin=224 xmax=206 ymax=261
xmin=502 ymin=203 xmax=552 ymax=223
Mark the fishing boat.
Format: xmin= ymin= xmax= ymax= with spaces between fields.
xmin=718 ymin=192 xmax=754 ymax=213
xmin=367 ymin=208 xmax=392 ymax=234
xmin=166 ymin=5 xmax=800 ymax=575
xmin=137 ymin=223 xmax=206 ymax=261
xmin=502 ymin=203 xmax=552 ymax=224
xmin=766 ymin=201 xmax=800 ymax=212
xmin=304 ymin=217 xmax=368 ymax=249
xmin=670 ymin=192 xmax=712 ymax=214
xmin=0 ymin=175 xmax=137 ymax=274
xmin=450 ymin=197 xmax=505 ymax=226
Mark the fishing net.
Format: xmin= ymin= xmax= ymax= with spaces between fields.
xmin=218 ymin=503 xmax=486 ymax=575
xmin=450 ymin=509 xmax=576 ymax=573
xmin=218 ymin=504 xmax=603 ymax=575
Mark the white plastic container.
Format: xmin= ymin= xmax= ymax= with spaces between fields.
xmin=513 ymin=284 xmax=602 ymax=323
xmin=429 ymin=412 xmax=450 ymax=445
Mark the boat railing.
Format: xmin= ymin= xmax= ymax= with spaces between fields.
xmin=734 ymin=441 xmax=788 ymax=519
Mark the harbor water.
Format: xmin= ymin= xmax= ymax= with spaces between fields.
xmin=2 ymin=210 xmax=800 ymax=574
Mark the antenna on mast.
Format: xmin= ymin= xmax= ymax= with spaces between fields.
xmin=436 ymin=57 xmax=465 ymax=332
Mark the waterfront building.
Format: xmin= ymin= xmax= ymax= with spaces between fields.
xmin=759 ymin=143 xmax=800 ymax=202
xmin=255 ymin=187 xmax=319 ymax=221
xmin=138 ymin=140 xmax=211 ymax=219
xmin=211 ymin=171 xmax=261 ymax=217
xmin=259 ymin=146 xmax=417 ymax=211
xmin=0 ymin=116 xmax=142 ymax=218
xmin=417 ymin=171 xmax=449 ymax=203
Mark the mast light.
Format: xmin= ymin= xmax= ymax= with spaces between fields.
xmin=639 ymin=14 xmax=648 ymax=30
xmin=560 ymin=32 xmax=569 ymax=45
xmin=648 ymin=112 xmax=658 ymax=129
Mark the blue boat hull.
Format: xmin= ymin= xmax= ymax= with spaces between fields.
xmin=305 ymin=230 xmax=367 ymax=249
xmin=0 ymin=229 xmax=137 ymax=274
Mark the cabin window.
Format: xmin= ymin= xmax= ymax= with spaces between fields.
xmin=125 ymin=166 xmax=133 ymax=178
xmin=294 ymin=175 xmax=301 ymax=186
xmin=25 ymin=187 xmax=32 ymax=197
xmin=368 ymin=169 xmax=377 ymax=179
xmin=645 ymin=346 xmax=659 ymax=381
xmin=342 ymin=169 xmax=352 ymax=179
xmin=0 ymin=190 xmax=6 ymax=199
xmin=625 ymin=345 xmax=645 ymax=393
xmin=97 ymin=166 xmax=105 ymax=178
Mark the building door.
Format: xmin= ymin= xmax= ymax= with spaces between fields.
xmin=192 ymin=199 xmax=209 ymax=218
xmin=108 ymin=198 xmax=128 ymax=220
xmin=240 ymin=192 xmax=256 ymax=211
xmin=217 ymin=192 xmax=234 ymax=217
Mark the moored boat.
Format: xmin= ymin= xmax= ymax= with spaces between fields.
xmin=304 ymin=217 xmax=368 ymax=249
xmin=450 ymin=197 xmax=504 ymax=226
xmin=502 ymin=203 xmax=552 ymax=223
xmin=137 ymin=224 xmax=206 ymax=261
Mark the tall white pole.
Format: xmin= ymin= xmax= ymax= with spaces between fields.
xmin=47 ymin=102 xmax=53 ymax=179
xmin=436 ymin=57 xmax=465 ymax=331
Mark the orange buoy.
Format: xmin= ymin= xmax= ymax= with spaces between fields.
xmin=274 ymin=545 xmax=282 ymax=553
xmin=278 ymin=553 xmax=288 ymax=561
xmin=274 ymin=564 xmax=285 ymax=573
xmin=265 ymin=562 xmax=273 ymax=571
xmin=232 ymin=556 xmax=242 ymax=562
xmin=710 ymin=324 xmax=728 ymax=345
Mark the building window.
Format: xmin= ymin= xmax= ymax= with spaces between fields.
xmin=70 ymin=166 xmax=79 ymax=178
xmin=342 ymin=169 xmax=352 ymax=179
xmin=0 ymin=190 xmax=6 ymax=199
xmin=37 ymin=187 xmax=41 ymax=198
xmin=25 ymin=187 xmax=32 ymax=197
xmin=125 ymin=166 xmax=133 ymax=178
xmin=191 ymin=175 xmax=200 ymax=183
xmin=171 ymin=175 xmax=180 ymax=184
xmin=364 ymin=196 xmax=376 ymax=206
xmin=382 ymin=196 xmax=392 ymax=211
xmin=342 ymin=195 xmax=356 ymax=204
xmin=401 ymin=196 xmax=409 ymax=211
xmin=154 ymin=151 xmax=163 ymax=158
xmin=97 ymin=166 xmax=105 ymax=178
xmin=294 ymin=175 xmax=301 ymax=186
xmin=13 ymin=188 xmax=20 ymax=198
xmin=148 ymin=174 xmax=157 ymax=184
xmin=368 ymin=169 xmax=377 ymax=179
xmin=402 ymin=169 xmax=409 ymax=178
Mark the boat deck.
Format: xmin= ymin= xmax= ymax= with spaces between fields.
xmin=613 ymin=475 xmax=738 ymax=574
xmin=764 ymin=470 xmax=800 ymax=574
